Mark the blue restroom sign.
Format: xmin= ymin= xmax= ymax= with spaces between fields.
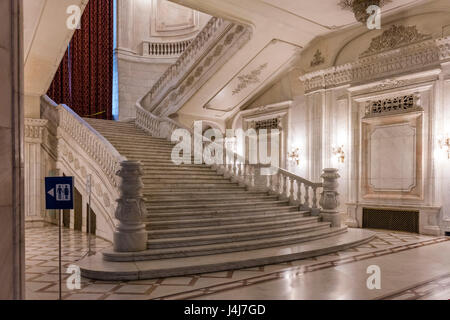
xmin=45 ymin=177 xmax=74 ymax=210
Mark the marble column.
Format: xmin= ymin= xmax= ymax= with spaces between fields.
xmin=319 ymin=168 xmax=341 ymax=228
xmin=24 ymin=119 xmax=47 ymax=226
xmin=113 ymin=161 xmax=148 ymax=252
xmin=0 ymin=0 xmax=25 ymax=299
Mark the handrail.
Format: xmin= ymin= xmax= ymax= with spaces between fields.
xmin=41 ymin=95 xmax=126 ymax=187
xmin=141 ymin=17 xmax=232 ymax=112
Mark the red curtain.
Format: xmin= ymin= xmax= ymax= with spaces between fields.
xmin=47 ymin=0 xmax=113 ymax=120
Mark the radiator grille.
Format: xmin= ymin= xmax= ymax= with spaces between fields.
xmin=363 ymin=208 xmax=419 ymax=233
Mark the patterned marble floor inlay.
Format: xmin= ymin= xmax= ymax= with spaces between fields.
xmin=25 ymin=225 xmax=447 ymax=300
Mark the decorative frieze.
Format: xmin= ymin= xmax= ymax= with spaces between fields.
xmin=300 ymin=36 xmax=450 ymax=93
xmin=253 ymin=118 xmax=280 ymax=130
xmin=364 ymin=94 xmax=421 ymax=117
xmin=361 ymin=25 xmax=431 ymax=57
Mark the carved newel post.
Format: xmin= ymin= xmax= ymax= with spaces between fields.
xmin=251 ymin=164 xmax=269 ymax=191
xmin=113 ymin=161 xmax=148 ymax=252
xmin=319 ymin=168 xmax=341 ymax=227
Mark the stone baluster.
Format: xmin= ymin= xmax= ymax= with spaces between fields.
xmin=319 ymin=168 xmax=341 ymax=227
xmin=113 ymin=161 xmax=148 ymax=252
xmin=272 ymin=173 xmax=280 ymax=194
xmin=304 ymin=185 xmax=310 ymax=209
xmin=289 ymin=178 xmax=295 ymax=202
xmin=283 ymin=175 xmax=288 ymax=198
xmin=297 ymin=181 xmax=303 ymax=207
xmin=311 ymin=186 xmax=320 ymax=216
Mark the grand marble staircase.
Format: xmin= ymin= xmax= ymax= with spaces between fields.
xmin=85 ymin=118 xmax=348 ymax=260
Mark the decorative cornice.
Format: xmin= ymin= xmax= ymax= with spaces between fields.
xmin=300 ymin=36 xmax=450 ymax=94
xmin=25 ymin=118 xmax=48 ymax=140
xmin=361 ymin=25 xmax=431 ymax=57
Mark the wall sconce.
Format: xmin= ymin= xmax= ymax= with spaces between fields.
xmin=288 ymin=147 xmax=301 ymax=166
xmin=438 ymin=134 xmax=450 ymax=159
xmin=332 ymin=145 xmax=345 ymax=164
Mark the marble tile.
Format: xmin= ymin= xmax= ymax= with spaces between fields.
xmin=25 ymin=225 xmax=449 ymax=300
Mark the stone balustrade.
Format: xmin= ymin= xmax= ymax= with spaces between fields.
xmin=142 ymin=38 xmax=193 ymax=58
xmin=134 ymin=103 xmax=341 ymax=227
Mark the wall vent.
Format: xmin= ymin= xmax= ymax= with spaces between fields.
xmin=363 ymin=208 xmax=419 ymax=233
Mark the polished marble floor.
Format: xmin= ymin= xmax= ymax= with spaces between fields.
xmin=25 ymin=225 xmax=450 ymax=300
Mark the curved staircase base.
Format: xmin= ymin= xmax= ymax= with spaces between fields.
xmin=78 ymin=228 xmax=375 ymax=281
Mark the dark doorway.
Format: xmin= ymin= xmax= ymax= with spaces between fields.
xmin=73 ymin=188 xmax=83 ymax=231
xmin=86 ymin=205 xmax=97 ymax=235
xmin=63 ymin=209 xmax=70 ymax=228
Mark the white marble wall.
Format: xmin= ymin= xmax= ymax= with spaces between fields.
xmin=0 ymin=0 xmax=25 ymax=300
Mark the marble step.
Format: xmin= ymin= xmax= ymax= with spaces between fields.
xmin=103 ymin=134 xmax=172 ymax=141
xmin=146 ymin=211 xmax=308 ymax=229
xmin=147 ymin=222 xmax=331 ymax=250
xmin=104 ymin=132 xmax=173 ymax=145
xmin=143 ymin=170 xmax=220 ymax=177
xmin=138 ymin=161 xmax=205 ymax=167
xmin=98 ymin=131 xmax=165 ymax=138
xmin=148 ymin=200 xmax=291 ymax=213
xmin=142 ymin=175 xmax=226 ymax=181
xmin=111 ymin=144 xmax=174 ymax=151
xmin=82 ymin=229 xmax=374 ymax=279
xmin=146 ymin=206 xmax=302 ymax=221
xmin=125 ymin=154 xmax=178 ymax=160
xmin=143 ymin=185 xmax=246 ymax=193
xmin=143 ymin=165 xmax=215 ymax=171
xmin=147 ymin=222 xmax=332 ymax=249
xmin=107 ymin=140 xmax=174 ymax=147
xmin=146 ymin=195 xmax=279 ymax=206
xmin=115 ymin=147 xmax=175 ymax=153
xmin=143 ymin=180 xmax=234 ymax=186
xmin=146 ymin=216 xmax=319 ymax=238
xmin=141 ymin=163 xmax=214 ymax=169
xmin=145 ymin=190 xmax=268 ymax=199
xmin=142 ymin=183 xmax=241 ymax=190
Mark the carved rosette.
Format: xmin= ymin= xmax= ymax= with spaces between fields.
xmin=113 ymin=161 xmax=148 ymax=252
xmin=319 ymin=168 xmax=341 ymax=227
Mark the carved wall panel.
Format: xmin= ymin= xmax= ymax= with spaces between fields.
xmin=361 ymin=111 xmax=423 ymax=200
xmin=151 ymin=0 xmax=199 ymax=37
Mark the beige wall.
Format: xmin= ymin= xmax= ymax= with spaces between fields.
xmin=0 ymin=0 xmax=25 ymax=300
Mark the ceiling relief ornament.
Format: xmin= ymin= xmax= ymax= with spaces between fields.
xmin=338 ymin=0 xmax=391 ymax=23
xmin=232 ymin=63 xmax=268 ymax=96
xmin=361 ymin=25 xmax=431 ymax=57
xmin=310 ymin=49 xmax=325 ymax=67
